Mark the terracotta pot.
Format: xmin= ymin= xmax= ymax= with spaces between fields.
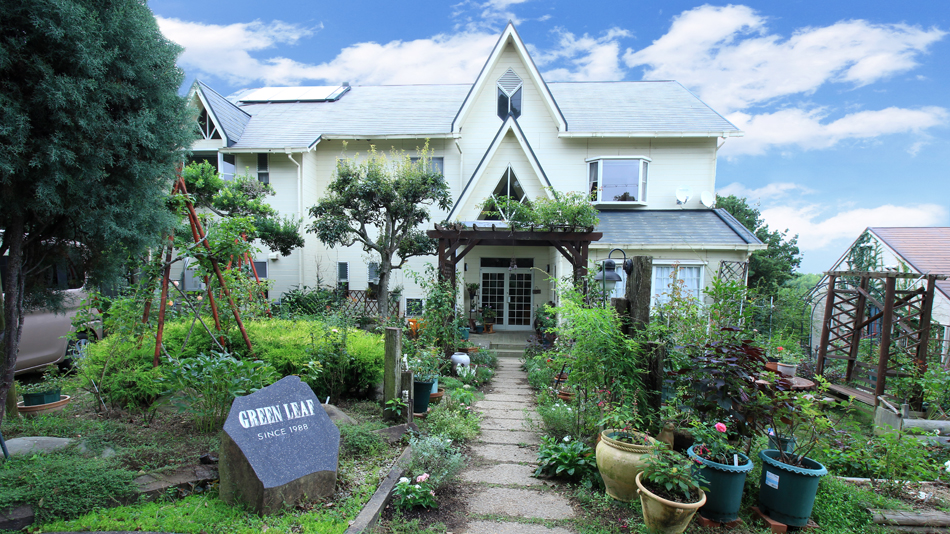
xmin=429 ymin=391 xmax=444 ymax=404
xmin=636 ymin=472 xmax=706 ymax=534
xmin=557 ymin=390 xmax=575 ymax=402
xmin=17 ymin=395 xmax=71 ymax=417
xmin=595 ymin=429 xmax=659 ymax=502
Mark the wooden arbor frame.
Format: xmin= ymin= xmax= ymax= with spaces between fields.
xmin=426 ymin=223 xmax=603 ymax=289
xmin=815 ymin=270 xmax=948 ymax=408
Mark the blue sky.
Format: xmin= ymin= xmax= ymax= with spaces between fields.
xmin=150 ymin=0 xmax=950 ymax=274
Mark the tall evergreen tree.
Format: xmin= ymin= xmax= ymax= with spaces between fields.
xmin=717 ymin=195 xmax=802 ymax=295
xmin=0 ymin=0 xmax=193 ymax=423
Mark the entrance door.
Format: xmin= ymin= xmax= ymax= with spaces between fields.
xmin=480 ymin=268 xmax=533 ymax=330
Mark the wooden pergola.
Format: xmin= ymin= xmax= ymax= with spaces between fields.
xmin=816 ymin=270 xmax=948 ymax=408
xmin=426 ymin=223 xmax=603 ymax=289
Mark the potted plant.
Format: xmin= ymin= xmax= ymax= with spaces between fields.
xmin=636 ymin=445 xmax=707 ymax=534
xmin=481 ymin=305 xmax=497 ymax=325
xmin=466 ymin=282 xmax=479 ymax=300
xmin=775 ymin=346 xmax=800 ymax=377
xmin=686 ymin=420 xmax=753 ymax=523
xmin=751 ymin=378 xmax=847 ymax=527
xmin=409 ymin=346 xmax=442 ymax=414
xmin=17 ymin=367 xmax=71 ymax=416
xmin=595 ymin=402 xmax=660 ymax=502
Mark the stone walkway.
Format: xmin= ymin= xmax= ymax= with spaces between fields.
xmin=459 ymin=351 xmax=577 ymax=534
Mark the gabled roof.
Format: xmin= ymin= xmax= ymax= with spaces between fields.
xmin=193 ymin=81 xmax=250 ymax=146
xmin=550 ymin=81 xmax=739 ymax=136
xmin=230 ymin=85 xmax=470 ymax=150
xmin=870 ymin=227 xmax=950 ymax=300
xmin=595 ymin=209 xmax=764 ymax=249
xmin=451 ymin=22 xmax=567 ymax=133
xmin=447 ymin=116 xmax=553 ymax=220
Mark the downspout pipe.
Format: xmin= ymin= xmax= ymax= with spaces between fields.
xmin=286 ymin=149 xmax=303 ymax=288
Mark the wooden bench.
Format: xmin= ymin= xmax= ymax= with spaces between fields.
xmin=827 ymin=361 xmax=878 ymax=405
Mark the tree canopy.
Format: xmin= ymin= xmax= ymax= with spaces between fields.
xmin=0 ymin=0 xmax=193 ymax=422
xmin=307 ymin=145 xmax=451 ymax=315
xmin=716 ymin=195 xmax=802 ymax=295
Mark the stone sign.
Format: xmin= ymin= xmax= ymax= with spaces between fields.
xmin=220 ymin=375 xmax=340 ymax=514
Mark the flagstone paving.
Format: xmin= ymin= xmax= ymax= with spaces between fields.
xmin=459 ymin=353 xmax=578 ymax=534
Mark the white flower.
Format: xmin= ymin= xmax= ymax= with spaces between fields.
xmin=944 ymin=460 xmax=950 ymax=473
xmin=563 ymin=436 xmax=571 ymax=442
xmin=399 ymin=477 xmax=409 ymax=484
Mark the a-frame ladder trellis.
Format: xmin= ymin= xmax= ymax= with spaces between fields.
xmin=816 ymin=270 xmax=947 ymax=409
xmin=148 ymin=172 xmax=257 ymax=366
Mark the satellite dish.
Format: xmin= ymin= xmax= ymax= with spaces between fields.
xmin=701 ymin=191 xmax=715 ymax=208
xmin=675 ymin=186 xmax=693 ymax=205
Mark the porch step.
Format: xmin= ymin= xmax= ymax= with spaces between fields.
xmin=494 ymin=350 xmax=523 ymax=359
xmin=491 ymin=343 xmax=528 ymax=351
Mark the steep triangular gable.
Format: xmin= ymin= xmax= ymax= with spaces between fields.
xmin=448 ymin=116 xmax=553 ymax=220
xmin=188 ymin=81 xmax=251 ymax=146
xmin=451 ymin=23 xmax=567 ymax=133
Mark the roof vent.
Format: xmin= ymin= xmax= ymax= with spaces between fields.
xmin=497 ymin=68 xmax=522 ymax=96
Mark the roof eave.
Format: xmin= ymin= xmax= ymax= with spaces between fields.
xmin=559 ymin=131 xmax=743 ymax=139
xmin=589 ymin=243 xmax=767 ymax=251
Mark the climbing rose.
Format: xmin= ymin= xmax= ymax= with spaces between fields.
xmin=715 ymin=422 xmax=727 ymax=433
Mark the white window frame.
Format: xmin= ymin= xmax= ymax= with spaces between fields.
xmin=651 ymin=261 xmax=704 ymax=307
xmin=409 ymin=156 xmax=444 ymax=175
xmin=586 ymin=156 xmax=650 ymax=206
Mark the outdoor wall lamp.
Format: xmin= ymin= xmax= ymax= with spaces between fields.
xmin=592 ymin=249 xmax=633 ymax=306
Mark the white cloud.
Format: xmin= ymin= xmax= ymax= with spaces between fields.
xmin=535 ymin=28 xmax=632 ymax=81
xmin=157 ymin=17 xmax=323 ymax=85
xmin=722 ymin=106 xmax=948 ymax=156
xmin=762 ymin=203 xmax=948 ymax=250
xmin=718 ymin=182 xmax=812 ymax=200
xmin=623 ymin=5 xmax=946 ymax=114
xmin=159 ymin=16 xmax=497 ymax=86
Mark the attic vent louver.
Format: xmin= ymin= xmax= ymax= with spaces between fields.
xmin=497 ymin=68 xmax=522 ymax=96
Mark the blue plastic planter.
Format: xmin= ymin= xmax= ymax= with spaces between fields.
xmin=758 ymin=449 xmax=828 ymax=527
xmin=687 ymin=446 xmax=753 ymax=523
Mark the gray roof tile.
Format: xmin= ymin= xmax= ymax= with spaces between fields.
xmin=206 ymin=81 xmax=737 ymax=149
xmin=596 ymin=209 xmax=762 ymax=246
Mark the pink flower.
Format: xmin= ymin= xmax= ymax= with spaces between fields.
xmin=416 ymin=473 xmax=430 ymax=483
xmin=715 ymin=422 xmax=727 ymax=433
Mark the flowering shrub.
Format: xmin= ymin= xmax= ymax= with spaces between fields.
xmin=690 ymin=420 xmax=738 ymax=464
xmin=393 ymin=473 xmax=437 ymax=510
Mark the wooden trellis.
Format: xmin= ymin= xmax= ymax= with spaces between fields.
xmin=427 ymin=223 xmax=602 ymax=289
xmin=718 ymin=260 xmax=748 ymax=285
xmin=815 ymin=270 xmax=947 ymax=408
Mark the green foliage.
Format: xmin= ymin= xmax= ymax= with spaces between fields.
xmin=406 ymin=265 xmax=460 ymax=357
xmin=533 ymin=396 xmax=600 ymax=443
xmin=406 ymin=435 xmax=467 ymax=491
xmin=0 ymin=452 xmax=135 ymax=523
xmin=640 ymin=446 xmax=705 ymax=503
xmin=810 ymin=476 xmax=906 ymax=534
xmin=469 ymin=348 xmax=498 ymax=368
xmin=161 ymin=352 xmax=279 ymax=432
xmin=534 ymin=435 xmax=596 ymax=483
xmin=308 ymin=143 xmax=451 ymax=313
xmin=447 ymin=386 xmax=476 ymax=406
xmin=16 ymin=366 xmax=68 ymax=395
xmin=0 ymin=0 xmax=193 ymax=422
xmin=422 ymin=394 xmax=481 ymax=443
xmin=393 ymin=473 xmax=437 ymax=511
xmin=339 ymin=424 xmax=387 ymax=456
xmin=385 ymin=397 xmax=409 ymax=419
xmin=716 ymin=195 xmax=802 ymax=296
xmin=275 ymin=285 xmax=344 ymax=317
xmin=477 ymin=188 xmax=599 ymax=230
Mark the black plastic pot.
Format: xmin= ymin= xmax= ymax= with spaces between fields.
xmin=413 ymin=380 xmax=434 ymax=413
xmin=757 ymin=449 xmax=828 ymax=527
xmin=688 ymin=446 xmax=753 ymax=523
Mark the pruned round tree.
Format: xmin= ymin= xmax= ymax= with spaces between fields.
xmin=0 ymin=0 xmax=193 ymax=422
xmin=307 ymin=146 xmax=451 ymax=315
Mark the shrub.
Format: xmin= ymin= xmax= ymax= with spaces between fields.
xmin=339 ymin=424 xmax=387 ymax=456
xmin=533 ymin=398 xmax=599 ymax=443
xmin=162 ymin=352 xmax=279 ymax=432
xmin=424 ymin=395 xmax=481 ymax=443
xmin=0 ymin=452 xmax=135 ymax=523
xmin=407 ymin=435 xmax=467 ymax=490
xmin=275 ymin=285 xmax=343 ymax=317
xmin=469 ymin=348 xmax=498 ymax=369
xmin=80 ymin=335 xmax=168 ymax=411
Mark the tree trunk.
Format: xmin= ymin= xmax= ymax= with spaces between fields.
xmin=378 ymin=261 xmax=390 ymax=319
xmin=0 ymin=216 xmax=25 ymax=426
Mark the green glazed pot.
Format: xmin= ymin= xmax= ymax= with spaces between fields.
xmin=22 ymin=388 xmax=62 ymax=407
xmin=757 ymin=449 xmax=828 ymax=527
xmin=687 ymin=446 xmax=753 ymax=523
xmin=413 ymin=380 xmax=434 ymax=414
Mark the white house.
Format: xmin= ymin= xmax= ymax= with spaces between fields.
xmin=817 ymin=227 xmax=950 ymax=363
xmin=186 ymin=23 xmax=765 ymax=330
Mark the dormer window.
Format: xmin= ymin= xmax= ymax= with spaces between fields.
xmin=587 ymin=157 xmax=650 ymax=204
xmin=496 ymin=68 xmax=523 ymax=120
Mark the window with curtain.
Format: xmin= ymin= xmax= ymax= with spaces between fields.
xmin=652 ymin=264 xmax=703 ymax=305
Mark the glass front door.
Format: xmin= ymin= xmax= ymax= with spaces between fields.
xmin=480 ymin=268 xmax=533 ymax=330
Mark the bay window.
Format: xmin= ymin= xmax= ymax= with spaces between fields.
xmin=587 ymin=156 xmax=650 ymax=204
